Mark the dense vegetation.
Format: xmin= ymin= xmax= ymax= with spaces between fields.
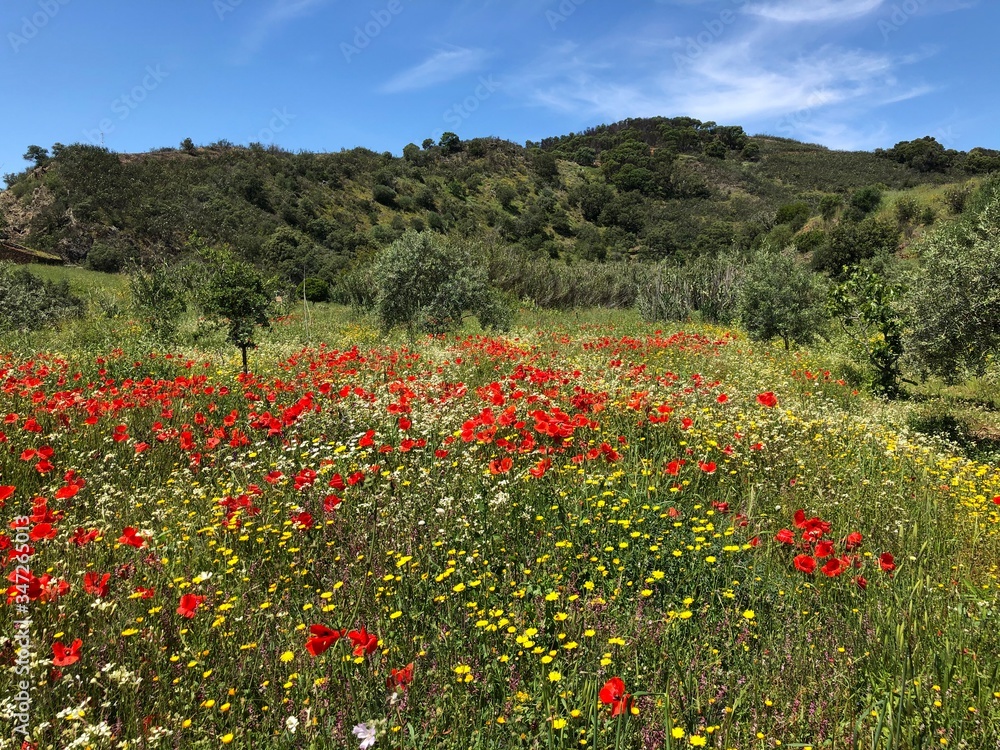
xmin=3 ymin=295 xmax=1000 ymax=748
xmin=1 ymin=120 xmax=991 ymax=304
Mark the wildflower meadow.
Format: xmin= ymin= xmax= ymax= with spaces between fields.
xmin=2 ymin=310 xmax=1000 ymax=749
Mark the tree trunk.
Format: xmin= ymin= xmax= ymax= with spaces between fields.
xmin=241 ymin=345 xmax=249 ymax=374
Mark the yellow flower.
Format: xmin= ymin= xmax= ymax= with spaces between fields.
xmin=743 ymin=609 xmax=755 ymax=620
xmin=548 ymin=671 xmax=562 ymax=682
xmin=672 ymin=727 xmax=685 ymax=739
xmin=280 ymin=651 xmax=295 ymax=663
xmin=552 ymin=718 xmax=567 ymax=729
xmin=690 ymin=735 xmax=707 ymax=747
xmin=221 ymin=733 xmax=235 ymax=744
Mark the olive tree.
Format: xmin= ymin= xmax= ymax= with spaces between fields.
xmin=735 ymin=246 xmax=827 ymax=351
xmin=372 ymin=231 xmax=513 ymax=336
xmin=906 ymin=177 xmax=1000 ymax=382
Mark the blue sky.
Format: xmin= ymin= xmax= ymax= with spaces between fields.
xmin=1 ymin=0 xmax=995 ymax=177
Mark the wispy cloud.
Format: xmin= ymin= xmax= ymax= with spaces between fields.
xmin=380 ymin=48 xmax=489 ymax=94
xmin=743 ymin=0 xmax=885 ymax=23
xmin=509 ymin=0 xmax=945 ymax=149
xmin=233 ymin=0 xmax=329 ymax=63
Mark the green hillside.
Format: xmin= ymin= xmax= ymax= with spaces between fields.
xmin=0 ymin=118 xmax=995 ymax=294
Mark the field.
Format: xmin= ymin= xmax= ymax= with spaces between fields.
xmin=2 ymin=302 xmax=1000 ymax=749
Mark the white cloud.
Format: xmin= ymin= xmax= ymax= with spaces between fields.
xmin=743 ymin=0 xmax=885 ymax=23
xmin=380 ymin=48 xmax=489 ymax=94
xmin=508 ymin=2 xmax=938 ymax=149
xmin=233 ymin=0 xmax=329 ymax=62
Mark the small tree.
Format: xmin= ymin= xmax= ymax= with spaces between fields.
xmin=372 ymin=231 xmax=512 ymax=337
xmin=736 ymin=246 xmax=827 ymax=351
xmin=830 ymin=268 xmax=907 ymax=398
xmin=439 ymin=132 xmax=462 ymax=154
xmin=906 ymin=178 xmax=1000 ymax=381
xmin=129 ymin=263 xmax=188 ymax=341
xmin=23 ymin=145 xmax=49 ymax=167
xmin=197 ymin=248 xmax=276 ymax=373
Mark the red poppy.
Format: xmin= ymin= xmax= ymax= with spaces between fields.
xmin=854 ymin=575 xmax=868 ymax=590
xmin=757 ymin=392 xmax=778 ymax=408
xmin=83 ymin=572 xmax=110 ymax=598
xmin=820 ymin=557 xmax=847 ymax=577
xmin=118 ymin=527 xmax=146 ymax=548
xmin=177 ymin=593 xmax=205 ymax=618
xmin=775 ymin=528 xmax=795 ymax=545
xmin=879 ymin=553 xmax=896 ymax=573
xmin=0 ymin=485 xmax=15 ymax=505
xmin=844 ymin=531 xmax=863 ymax=551
xmin=814 ymin=540 xmax=835 ymax=559
xmin=528 ymin=458 xmax=551 ymax=478
xmin=386 ymin=662 xmax=414 ymax=691
xmin=698 ymin=461 xmax=717 ymax=474
xmin=664 ymin=460 xmax=685 ymax=476
xmin=52 ymin=638 xmax=82 ymax=667
xmin=794 ymin=554 xmax=816 ymax=574
xmin=134 ymin=586 xmax=156 ymax=599
xmin=717 ymin=394 xmax=729 ymax=403
xmin=598 ymin=676 xmax=633 ymax=717
xmin=323 ymin=494 xmax=342 ymax=513
xmin=29 ymin=523 xmax=57 ymax=541
xmin=305 ymin=624 xmax=342 ymax=656
xmin=347 ymin=627 xmax=378 ymax=657
xmin=489 ymin=457 xmax=513 ymax=475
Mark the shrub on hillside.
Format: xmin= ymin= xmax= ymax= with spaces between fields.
xmin=371 ymin=231 xmax=513 ymax=335
xmin=0 ymin=263 xmax=84 ymax=331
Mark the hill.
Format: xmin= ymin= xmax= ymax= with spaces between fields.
xmin=0 ymin=118 xmax=995 ymax=291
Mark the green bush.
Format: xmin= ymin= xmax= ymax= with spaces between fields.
xmin=736 ymin=246 xmax=828 ymax=350
xmin=371 ymin=231 xmax=513 ymax=335
xmin=0 ymin=263 xmax=84 ymax=332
